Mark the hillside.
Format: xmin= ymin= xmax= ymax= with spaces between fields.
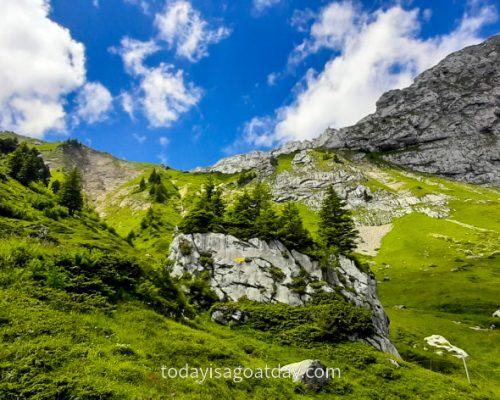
xmin=0 ymin=136 xmax=498 ymax=399
xmin=1 ymin=129 xmax=499 ymax=398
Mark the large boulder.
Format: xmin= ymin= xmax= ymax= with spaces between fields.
xmin=169 ymin=233 xmax=399 ymax=356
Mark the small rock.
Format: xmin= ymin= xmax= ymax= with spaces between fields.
xmin=394 ymin=305 xmax=406 ymax=310
xmin=388 ymin=359 xmax=400 ymax=368
xmin=492 ymin=310 xmax=500 ymax=318
xmin=280 ymin=360 xmax=331 ymax=391
xmin=383 ymin=276 xmax=391 ymax=282
xmin=211 ymin=307 xmax=248 ymax=326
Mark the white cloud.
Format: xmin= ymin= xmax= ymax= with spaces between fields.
xmin=253 ymin=0 xmax=281 ymax=14
xmin=155 ymin=0 xmax=230 ymax=62
xmin=114 ymin=37 xmax=160 ymax=76
xmin=124 ymin=0 xmax=150 ymax=14
xmin=223 ymin=116 xmax=275 ymax=155
xmin=267 ymin=72 xmax=279 ymax=86
xmin=158 ymin=152 xmax=168 ymax=164
xmin=92 ymin=0 xmax=99 ymax=8
xmin=75 ymin=82 xmax=113 ymax=124
xmin=115 ymin=38 xmax=202 ymax=128
xmin=241 ymin=0 xmax=498 ymax=148
xmin=159 ymin=136 xmax=170 ymax=146
xmin=120 ymin=92 xmax=136 ymax=119
xmin=132 ymin=133 xmax=147 ymax=144
xmin=141 ymin=65 xmax=202 ymax=127
xmin=0 ymin=0 xmax=85 ymax=137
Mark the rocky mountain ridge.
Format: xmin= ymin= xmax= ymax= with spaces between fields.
xmin=199 ymin=35 xmax=500 ymax=186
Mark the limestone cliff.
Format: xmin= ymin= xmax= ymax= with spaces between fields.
xmin=169 ymin=233 xmax=399 ymax=357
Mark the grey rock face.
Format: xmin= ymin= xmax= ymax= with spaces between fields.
xmin=320 ymin=36 xmax=500 ymax=186
xmin=169 ymin=233 xmax=399 ymax=356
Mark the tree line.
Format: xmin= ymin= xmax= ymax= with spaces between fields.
xmin=179 ymin=179 xmax=358 ymax=255
xmin=1 ymin=137 xmax=84 ymax=216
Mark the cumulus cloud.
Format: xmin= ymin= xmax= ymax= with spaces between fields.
xmin=140 ymin=65 xmax=201 ymax=127
xmin=155 ymin=0 xmax=230 ymax=62
xmin=0 ymin=0 xmax=85 ymax=137
xmin=223 ymin=116 xmax=275 ymax=155
xmin=239 ymin=0 xmax=498 ymax=149
xmin=75 ymin=82 xmax=113 ymax=124
xmin=116 ymin=38 xmax=160 ymax=76
xmin=115 ymin=37 xmax=202 ymax=128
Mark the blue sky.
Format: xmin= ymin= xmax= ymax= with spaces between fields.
xmin=1 ymin=0 xmax=499 ymax=170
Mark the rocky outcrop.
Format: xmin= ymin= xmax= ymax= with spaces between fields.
xmin=41 ymin=141 xmax=143 ymax=208
xmin=318 ymin=36 xmax=500 ymax=186
xmin=169 ymin=233 xmax=399 ymax=356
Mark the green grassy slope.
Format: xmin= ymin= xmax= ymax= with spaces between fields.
xmin=2 ymin=134 xmax=499 ymax=398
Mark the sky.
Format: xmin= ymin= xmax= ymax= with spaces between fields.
xmin=0 ymin=0 xmax=499 ymax=170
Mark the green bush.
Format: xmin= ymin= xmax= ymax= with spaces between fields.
xmin=210 ymin=298 xmax=373 ymax=346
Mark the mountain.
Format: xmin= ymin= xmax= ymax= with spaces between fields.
xmin=205 ymin=35 xmax=500 ymax=186
xmin=1 ymin=36 xmax=500 ymax=398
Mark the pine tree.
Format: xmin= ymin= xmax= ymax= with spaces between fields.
xmin=224 ymin=184 xmax=279 ymax=240
xmin=254 ymin=206 xmax=278 ymax=241
xmin=8 ymin=143 xmax=49 ymax=186
xmin=59 ymin=168 xmax=84 ymax=216
xmin=51 ymin=180 xmax=61 ymax=194
xmin=179 ymin=178 xmax=226 ymax=234
xmin=277 ymin=202 xmax=314 ymax=252
xmin=153 ymin=182 xmax=169 ymax=203
xmin=138 ymin=177 xmax=146 ymax=191
xmin=318 ymin=185 xmax=358 ymax=253
xmin=0 ymin=136 xmax=18 ymax=154
xmin=148 ymin=169 xmax=161 ymax=184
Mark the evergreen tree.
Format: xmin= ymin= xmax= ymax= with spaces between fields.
xmin=138 ymin=177 xmax=146 ymax=191
xmin=277 ymin=203 xmax=314 ymax=252
xmin=8 ymin=143 xmax=49 ymax=186
xmin=148 ymin=169 xmax=161 ymax=184
xmin=152 ymin=183 xmax=169 ymax=203
xmin=318 ymin=185 xmax=358 ymax=253
xmin=51 ymin=179 xmax=61 ymax=194
xmin=224 ymin=184 xmax=278 ymax=240
xmin=0 ymin=136 xmax=18 ymax=154
xmin=254 ymin=207 xmax=279 ymax=241
xmin=59 ymin=168 xmax=84 ymax=216
xmin=179 ymin=178 xmax=226 ymax=234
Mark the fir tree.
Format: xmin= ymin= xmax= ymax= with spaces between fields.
xmin=318 ymin=185 xmax=358 ymax=253
xmin=51 ymin=180 xmax=61 ymax=194
xmin=59 ymin=168 xmax=84 ymax=216
xmin=148 ymin=169 xmax=161 ymax=184
xmin=0 ymin=136 xmax=18 ymax=154
xmin=179 ymin=178 xmax=226 ymax=234
xmin=277 ymin=202 xmax=314 ymax=252
xmin=8 ymin=143 xmax=49 ymax=186
xmin=152 ymin=183 xmax=169 ymax=203
xmin=138 ymin=177 xmax=146 ymax=191
xmin=224 ymin=184 xmax=278 ymax=240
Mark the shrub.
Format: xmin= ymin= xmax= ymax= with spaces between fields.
xmin=210 ymin=298 xmax=373 ymax=346
xmin=179 ymin=239 xmax=192 ymax=256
